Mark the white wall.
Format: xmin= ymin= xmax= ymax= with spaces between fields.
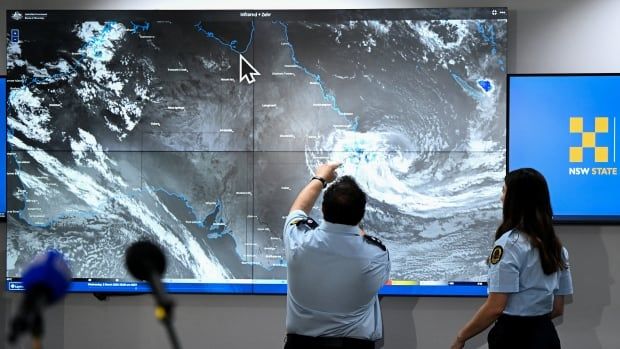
xmin=2 ymin=0 xmax=619 ymax=348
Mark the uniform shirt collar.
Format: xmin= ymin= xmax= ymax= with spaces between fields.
xmin=320 ymin=221 xmax=360 ymax=235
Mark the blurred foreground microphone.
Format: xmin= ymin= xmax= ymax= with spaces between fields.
xmin=125 ymin=240 xmax=182 ymax=349
xmin=8 ymin=250 xmax=72 ymax=347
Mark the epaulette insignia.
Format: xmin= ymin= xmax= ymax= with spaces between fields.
xmin=289 ymin=218 xmax=302 ymax=226
xmin=363 ymin=235 xmax=386 ymax=251
xmin=490 ymin=246 xmax=503 ymax=265
xmin=294 ymin=217 xmax=319 ymax=229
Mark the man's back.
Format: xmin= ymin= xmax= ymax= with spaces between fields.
xmin=285 ymin=210 xmax=390 ymax=340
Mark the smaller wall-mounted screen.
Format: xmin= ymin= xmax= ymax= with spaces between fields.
xmin=508 ymin=74 xmax=620 ymax=223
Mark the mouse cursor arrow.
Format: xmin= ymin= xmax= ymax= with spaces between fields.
xmin=239 ymin=54 xmax=261 ymax=85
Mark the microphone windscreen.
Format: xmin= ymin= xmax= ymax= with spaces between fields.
xmin=125 ymin=240 xmax=166 ymax=281
xmin=22 ymin=250 xmax=72 ymax=303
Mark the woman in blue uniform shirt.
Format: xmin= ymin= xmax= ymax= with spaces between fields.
xmin=451 ymin=168 xmax=573 ymax=349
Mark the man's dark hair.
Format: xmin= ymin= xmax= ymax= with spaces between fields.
xmin=322 ymin=175 xmax=366 ymax=226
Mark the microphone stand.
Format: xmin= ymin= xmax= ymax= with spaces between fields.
xmin=157 ymin=302 xmax=181 ymax=349
xmin=8 ymin=289 xmax=46 ymax=349
xmin=31 ymin=311 xmax=43 ymax=349
xmin=148 ymin=276 xmax=182 ymax=349
xmin=8 ymin=309 xmax=44 ymax=349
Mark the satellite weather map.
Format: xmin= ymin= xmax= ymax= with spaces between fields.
xmin=5 ymin=9 xmax=508 ymax=293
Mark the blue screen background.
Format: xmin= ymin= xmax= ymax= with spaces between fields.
xmin=509 ymin=75 xmax=620 ymax=221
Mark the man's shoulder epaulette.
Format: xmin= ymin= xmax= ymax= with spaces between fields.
xmin=363 ymin=235 xmax=386 ymax=251
xmin=289 ymin=217 xmax=319 ymax=229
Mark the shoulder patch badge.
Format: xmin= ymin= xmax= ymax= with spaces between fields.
xmin=292 ymin=217 xmax=319 ymax=229
xmin=363 ymin=235 xmax=387 ymax=251
xmin=490 ymin=246 xmax=504 ymax=265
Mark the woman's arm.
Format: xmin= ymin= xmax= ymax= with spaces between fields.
xmin=450 ymin=293 xmax=508 ymax=349
xmin=550 ymin=295 xmax=565 ymax=319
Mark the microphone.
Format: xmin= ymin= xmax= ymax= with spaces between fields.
xmin=8 ymin=250 xmax=72 ymax=344
xmin=125 ymin=240 xmax=171 ymax=311
xmin=125 ymin=240 xmax=182 ymax=349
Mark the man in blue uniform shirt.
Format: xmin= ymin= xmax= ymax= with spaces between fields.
xmin=283 ymin=162 xmax=390 ymax=349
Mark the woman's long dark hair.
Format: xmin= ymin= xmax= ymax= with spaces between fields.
xmin=496 ymin=168 xmax=566 ymax=274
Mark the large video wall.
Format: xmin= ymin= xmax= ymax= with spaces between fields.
xmin=5 ymin=9 xmax=507 ymax=295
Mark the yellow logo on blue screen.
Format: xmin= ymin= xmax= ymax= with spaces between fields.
xmin=569 ymin=116 xmax=609 ymax=162
xmin=568 ymin=116 xmax=617 ymax=176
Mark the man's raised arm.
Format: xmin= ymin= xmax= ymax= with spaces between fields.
xmin=289 ymin=162 xmax=341 ymax=214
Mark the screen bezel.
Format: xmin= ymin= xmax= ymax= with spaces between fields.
xmin=1 ymin=75 xmax=6 ymax=221
xmin=5 ymin=279 xmax=488 ymax=296
xmin=507 ymin=73 xmax=620 ymax=225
